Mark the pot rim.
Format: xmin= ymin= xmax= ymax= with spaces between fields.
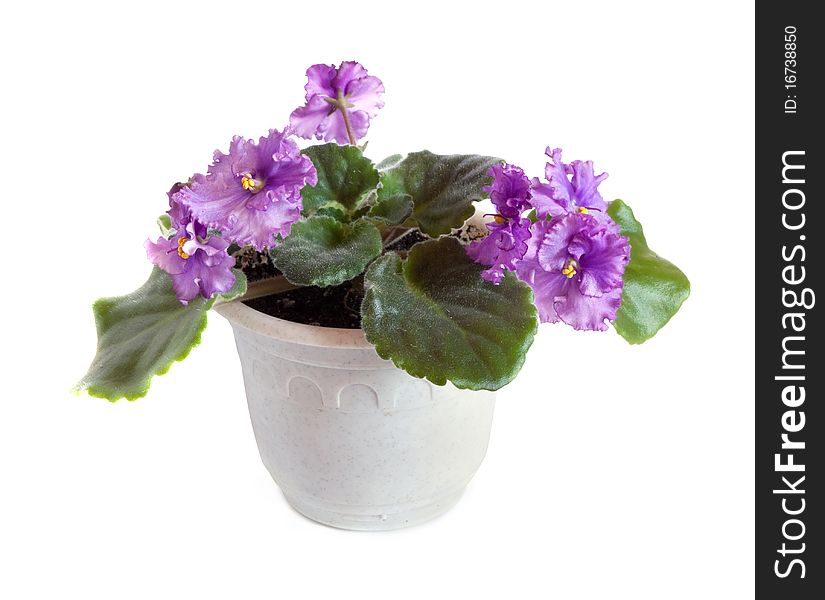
xmin=213 ymin=299 xmax=373 ymax=349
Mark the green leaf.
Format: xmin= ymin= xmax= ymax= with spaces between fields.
xmin=376 ymin=153 xmax=404 ymax=171
xmin=76 ymin=267 xmax=247 ymax=402
xmin=270 ymin=216 xmax=382 ymax=287
xmin=315 ymin=206 xmax=347 ymax=221
xmin=301 ymin=143 xmax=380 ymax=216
xmin=607 ymin=199 xmax=690 ymax=344
xmin=157 ymin=214 xmax=172 ymax=237
xmin=362 ymin=237 xmax=537 ymax=390
xmin=367 ymin=193 xmax=413 ymax=226
xmin=525 ymin=208 xmax=550 ymax=224
xmin=378 ymin=151 xmax=502 ymax=236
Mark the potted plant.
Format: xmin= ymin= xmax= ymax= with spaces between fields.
xmin=76 ymin=61 xmax=690 ymax=530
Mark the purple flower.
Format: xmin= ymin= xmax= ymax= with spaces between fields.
xmin=145 ymin=199 xmax=236 ymax=304
xmin=467 ymin=217 xmax=532 ymax=285
xmin=516 ymin=212 xmax=630 ymax=331
xmin=484 ymin=163 xmax=533 ymax=219
xmin=530 ymin=147 xmax=609 ymax=220
xmin=175 ymin=129 xmax=317 ymax=251
xmin=467 ymin=163 xmax=534 ymax=284
xmin=289 ymin=61 xmax=384 ymax=144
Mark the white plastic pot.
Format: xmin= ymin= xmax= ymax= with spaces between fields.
xmin=214 ymin=300 xmax=496 ymax=530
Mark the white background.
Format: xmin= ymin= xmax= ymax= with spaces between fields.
xmin=0 ymin=1 xmax=754 ymax=598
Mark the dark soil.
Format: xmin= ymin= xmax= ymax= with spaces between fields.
xmin=232 ymin=245 xmax=280 ymax=282
xmin=244 ymin=278 xmax=365 ymax=328
xmin=238 ymin=230 xmax=429 ymax=329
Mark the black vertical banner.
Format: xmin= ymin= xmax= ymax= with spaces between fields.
xmin=755 ymin=3 xmax=822 ymax=598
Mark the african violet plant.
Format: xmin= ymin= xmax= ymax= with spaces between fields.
xmin=77 ymin=61 xmax=690 ymax=401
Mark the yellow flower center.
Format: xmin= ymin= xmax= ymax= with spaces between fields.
xmin=241 ymin=173 xmax=256 ymax=191
xmin=493 ymin=215 xmax=507 ymax=225
xmin=177 ymin=236 xmax=190 ymax=259
xmin=561 ymin=259 xmax=578 ymax=279
xmin=577 ymin=207 xmax=589 ymax=214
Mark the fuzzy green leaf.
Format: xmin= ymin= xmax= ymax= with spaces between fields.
xmin=608 ymin=199 xmax=690 ymax=344
xmin=378 ymin=151 xmax=501 ymax=236
xmin=375 ymin=153 xmax=404 ymax=171
xmin=301 ymin=143 xmax=380 ymax=216
xmin=76 ymin=267 xmax=247 ymax=402
xmin=367 ymin=193 xmax=413 ymax=225
xmin=270 ymin=215 xmax=382 ymax=287
xmin=362 ymin=237 xmax=537 ymax=390
xmin=314 ymin=206 xmax=347 ymax=221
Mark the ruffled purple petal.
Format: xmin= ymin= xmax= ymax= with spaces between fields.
xmin=207 ymin=136 xmax=248 ymax=179
xmin=255 ymin=129 xmax=290 ymax=169
xmin=145 ymin=236 xmax=187 ymax=275
xmin=480 ymin=266 xmax=506 ymax=285
xmin=168 ymin=248 xmax=236 ymax=304
xmin=333 ymin=61 xmax=369 ymax=91
xmin=570 ymin=159 xmax=608 ymax=211
xmin=289 ymin=61 xmax=383 ymax=144
xmin=145 ymin=228 xmax=236 ymax=305
xmin=515 ymin=252 xmax=567 ymax=323
xmin=516 ymin=213 xmax=629 ymax=331
xmin=224 ymin=188 xmax=303 ymax=248
xmin=348 ymin=110 xmax=371 ymax=140
xmin=314 ymin=109 xmax=346 ymax=144
xmin=169 ymin=269 xmax=202 ymax=304
xmin=175 ymin=129 xmax=316 ymax=251
xmin=466 ymin=218 xmax=531 ymax=285
xmin=180 ymin=221 xmax=229 ymax=258
xmin=529 ymin=147 xmax=609 ymax=218
xmin=289 ymin=95 xmax=333 ymax=140
xmin=485 ymin=163 xmax=532 ymax=219
xmin=304 ymin=63 xmax=337 ymax=97
xmin=188 ymin=251 xmax=237 ymax=300
xmin=345 ymin=75 xmax=385 ymax=117
xmin=311 ymin=108 xmax=369 ymax=144
xmin=543 ymin=147 xmax=575 ymax=206
xmin=258 ymin=132 xmax=316 ymax=187
xmin=176 ymin=172 xmax=249 ymax=228
xmin=529 ymin=179 xmax=569 ymax=219
xmin=466 ymin=228 xmax=505 ymax=265
xmin=554 ymin=285 xmax=623 ymax=331
xmin=535 ymin=218 xmax=574 ymax=270
xmin=577 ymin=227 xmax=629 ymax=297
xmin=165 ymin=184 xmax=192 ymax=231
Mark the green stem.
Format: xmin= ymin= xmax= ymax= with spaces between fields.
xmin=336 ymin=89 xmax=357 ymax=146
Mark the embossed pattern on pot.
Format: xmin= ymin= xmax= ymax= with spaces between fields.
xmin=216 ymin=300 xmax=496 ymax=530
